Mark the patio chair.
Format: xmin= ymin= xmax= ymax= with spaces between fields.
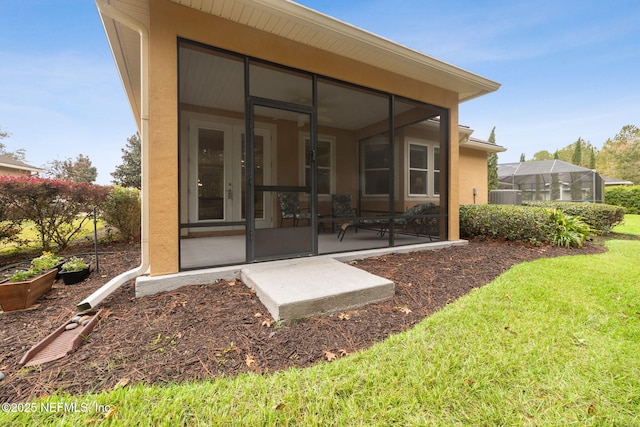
xmin=337 ymin=202 xmax=439 ymax=241
xmin=336 ymin=213 xmax=389 ymax=241
xmin=385 ymin=202 xmax=439 ymax=240
xmin=331 ymin=194 xmax=358 ymax=232
xmin=277 ymin=192 xmax=311 ymax=227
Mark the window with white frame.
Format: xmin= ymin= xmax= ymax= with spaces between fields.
xmin=362 ymin=138 xmax=391 ymax=196
xmin=407 ymin=140 xmax=440 ymax=197
xmin=301 ymin=134 xmax=335 ymax=196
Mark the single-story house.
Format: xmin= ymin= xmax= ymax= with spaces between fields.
xmin=94 ymin=0 xmax=502 ymax=287
xmin=0 ymin=155 xmax=43 ymax=178
xmin=498 ymin=160 xmax=605 ymax=203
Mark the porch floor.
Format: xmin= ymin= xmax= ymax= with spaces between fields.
xmin=180 ymin=227 xmax=437 ymax=269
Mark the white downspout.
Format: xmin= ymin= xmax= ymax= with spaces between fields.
xmin=78 ymin=0 xmax=150 ymax=311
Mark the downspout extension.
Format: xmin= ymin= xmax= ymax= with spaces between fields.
xmin=78 ymin=0 xmax=150 ymax=311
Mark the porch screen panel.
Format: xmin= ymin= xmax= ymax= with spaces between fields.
xmin=249 ymin=61 xmax=312 ymax=106
xmin=316 ymin=78 xmax=392 ymax=253
xmin=241 ymin=134 xmax=265 ymax=220
xmin=252 ymin=105 xmax=313 ymax=261
xmin=393 ymin=97 xmax=448 ymax=244
xmin=178 ymin=40 xmax=247 ymax=270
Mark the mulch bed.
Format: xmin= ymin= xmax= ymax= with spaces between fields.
xmin=0 ymin=239 xmax=605 ymax=403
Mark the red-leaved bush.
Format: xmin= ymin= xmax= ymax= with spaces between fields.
xmin=0 ymin=176 xmax=110 ymax=250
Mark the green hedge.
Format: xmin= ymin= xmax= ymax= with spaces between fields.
xmin=101 ymin=186 xmax=141 ymax=243
xmin=459 ymin=204 xmax=556 ymax=244
xmin=524 ymin=201 xmax=625 ymax=233
xmin=460 ymin=204 xmax=593 ymax=247
xmin=605 ymin=185 xmax=640 ymax=214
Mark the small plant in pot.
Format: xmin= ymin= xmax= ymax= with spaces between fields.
xmin=6 ymin=252 xmax=63 ymax=283
xmin=0 ymin=252 xmax=63 ymax=311
xmin=31 ymin=252 xmax=64 ymax=272
xmin=59 ymin=257 xmax=91 ymax=285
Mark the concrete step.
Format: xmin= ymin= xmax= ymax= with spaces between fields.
xmin=241 ymin=256 xmax=394 ymax=322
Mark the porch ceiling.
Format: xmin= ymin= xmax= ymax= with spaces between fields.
xmin=97 ymin=0 xmax=500 ymax=126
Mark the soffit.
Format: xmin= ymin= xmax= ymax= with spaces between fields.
xmin=172 ymin=0 xmax=500 ymax=102
xmin=98 ymin=0 xmax=500 ymax=116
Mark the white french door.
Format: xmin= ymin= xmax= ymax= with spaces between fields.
xmin=188 ymin=119 xmax=272 ymax=229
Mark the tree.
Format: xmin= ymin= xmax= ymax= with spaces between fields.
xmin=589 ymin=147 xmax=596 ymax=169
xmin=46 ymin=154 xmax=98 ymax=183
xmin=571 ymin=137 xmax=583 ymax=166
xmin=519 ymin=153 xmax=526 ymax=162
xmin=111 ymin=133 xmax=141 ymax=189
xmin=555 ymin=138 xmax=596 ymax=166
xmin=0 ymin=126 xmax=26 ymax=161
xmin=487 ymin=127 xmax=499 ymax=191
xmin=597 ymin=125 xmax=640 ymax=184
xmin=0 ymin=176 xmax=109 ymax=250
xmin=532 ymin=150 xmax=553 ymax=161
xmin=553 ymin=150 xmax=559 ymax=160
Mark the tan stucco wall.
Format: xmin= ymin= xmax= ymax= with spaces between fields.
xmin=448 ymin=107 xmax=460 ymax=240
xmin=458 ymin=147 xmax=489 ymax=205
xmin=0 ymin=167 xmax=32 ymax=177
xmin=147 ymin=0 xmax=461 ymax=275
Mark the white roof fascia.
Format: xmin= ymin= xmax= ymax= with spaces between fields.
xmin=460 ymin=138 xmax=507 ymax=153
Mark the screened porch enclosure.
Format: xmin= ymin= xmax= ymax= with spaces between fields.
xmin=498 ymin=160 xmax=605 ymax=203
xmin=178 ymin=39 xmax=449 ymax=270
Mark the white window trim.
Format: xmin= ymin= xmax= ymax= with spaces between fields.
xmin=405 ymin=138 xmax=440 ymax=198
xmin=299 ymin=132 xmax=336 ymax=200
xmin=433 ymin=146 xmax=441 ymax=197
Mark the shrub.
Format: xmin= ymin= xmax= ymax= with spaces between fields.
xmin=605 ymin=185 xmax=640 ymax=214
xmin=0 ymin=200 xmax=20 ymax=244
xmin=101 ymin=186 xmax=141 ymax=243
xmin=460 ymin=204 xmax=556 ymax=245
xmin=524 ymin=201 xmax=625 ymax=234
xmin=460 ymin=204 xmax=591 ymax=248
xmin=0 ymin=176 xmax=110 ymax=250
xmin=548 ymin=209 xmax=591 ymax=248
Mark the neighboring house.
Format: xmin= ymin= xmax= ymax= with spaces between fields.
xmin=498 ymin=160 xmax=605 ymax=203
xmin=95 ymin=0 xmax=501 ymax=279
xmin=0 ymin=155 xmax=43 ymax=177
xmin=602 ymin=176 xmax=634 ymax=186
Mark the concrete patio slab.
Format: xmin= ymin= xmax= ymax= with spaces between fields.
xmin=241 ymin=256 xmax=394 ymax=322
xmin=135 ymin=240 xmax=467 ymax=321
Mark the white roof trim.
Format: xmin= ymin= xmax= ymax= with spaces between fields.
xmin=460 ymin=137 xmax=507 ymax=153
xmin=0 ymin=159 xmax=43 ymax=173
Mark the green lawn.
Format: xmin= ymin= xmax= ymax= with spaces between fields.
xmin=612 ymin=213 xmax=640 ymax=236
xmin=3 ymin=219 xmax=640 ymax=426
xmin=0 ymin=219 xmax=104 ymax=255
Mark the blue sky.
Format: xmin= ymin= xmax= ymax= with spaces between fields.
xmin=1 ymin=1 xmax=639 ymax=184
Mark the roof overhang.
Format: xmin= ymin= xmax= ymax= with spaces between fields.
xmin=0 ymin=158 xmax=44 ymax=173
xmin=97 ymin=0 xmax=500 ymax=124
xmin=459 ymin=136 xmax=506 ymax=153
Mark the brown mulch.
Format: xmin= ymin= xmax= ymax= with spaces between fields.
xmin=0 ymin=239 xmax=606 ymax=403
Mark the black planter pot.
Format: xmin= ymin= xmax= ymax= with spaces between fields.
xmin=59 ymin=267 xmax=91 ymax=285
